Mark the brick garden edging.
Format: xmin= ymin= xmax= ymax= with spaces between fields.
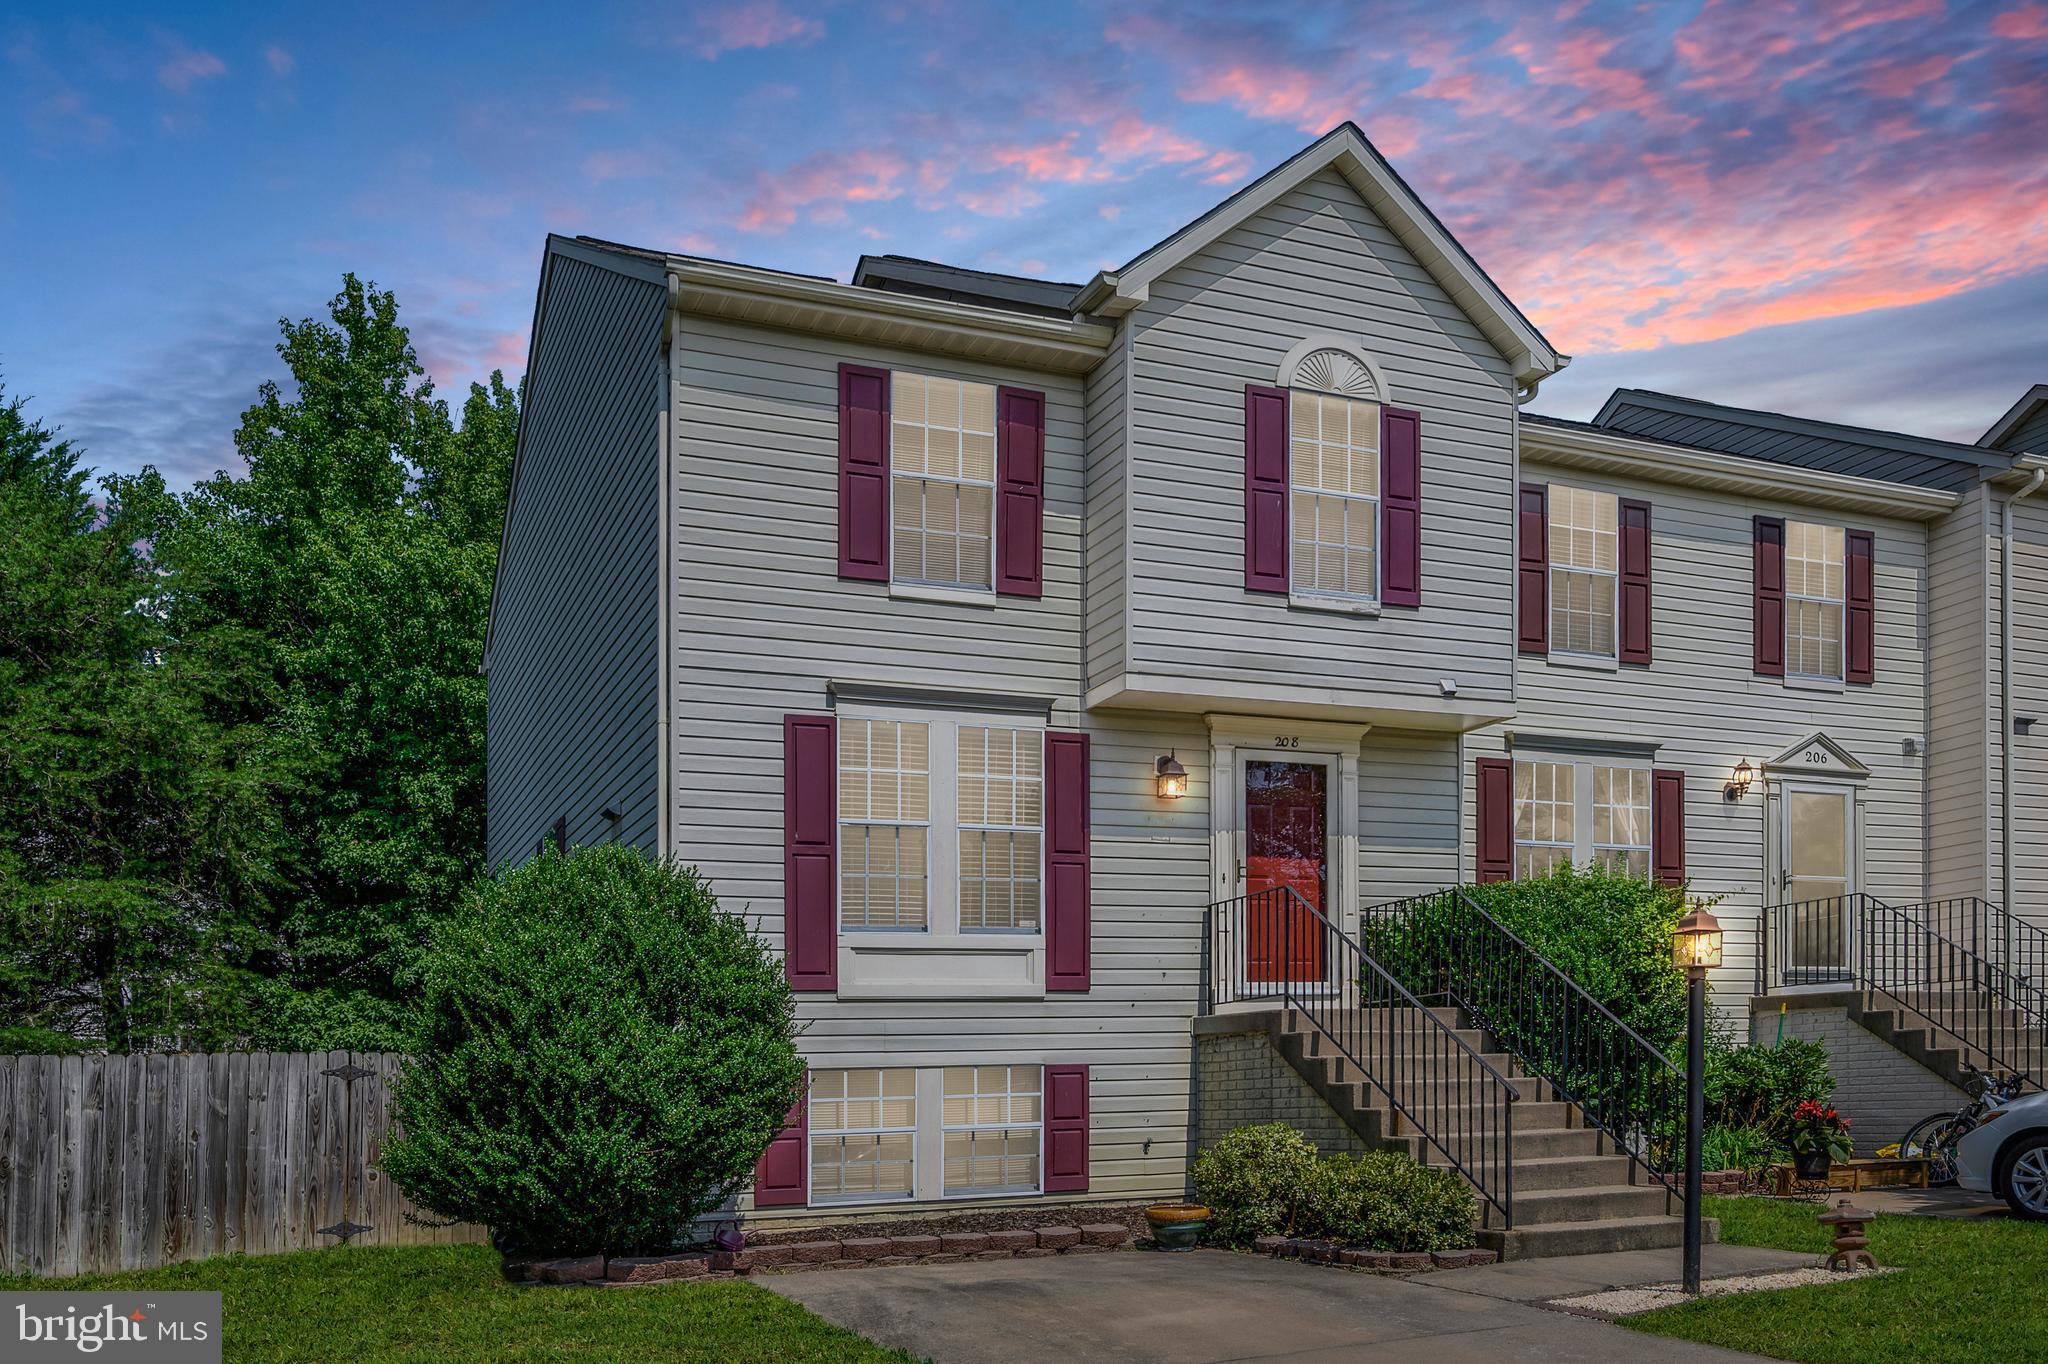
xmin=525 ymin=1222 xmax=1135 ymax=1286
xmin=1657 ymin=1168 xmax=1754 ymax=1198
xmin=1251 ymin=1235 xmax=1498 ymax=1274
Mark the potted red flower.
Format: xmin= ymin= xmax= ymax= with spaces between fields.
xmin=1788 ymin=1100 xmax=1853 ymax=1179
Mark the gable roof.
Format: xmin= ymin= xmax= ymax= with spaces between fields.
xmin=1981 ymin=383 xmax=2048 ymax=451
xmin=1589 ymin=388 xmax=2010 ymax=493
xmin=1072 ymin=123 xmax=1566 ymax=387
xmin=851 ymin=254 xmax=1082 ymax=318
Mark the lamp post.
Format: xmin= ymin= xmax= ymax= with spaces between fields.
xmin=1673 ymin=906 xmax=1724 ymax=1295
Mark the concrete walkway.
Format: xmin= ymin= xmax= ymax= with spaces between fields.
xmin=768 ymin=1244 xmax=1814 ymax=1363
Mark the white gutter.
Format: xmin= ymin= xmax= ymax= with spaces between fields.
xmin=2001 ymin=461 xmax=2045 ymax=939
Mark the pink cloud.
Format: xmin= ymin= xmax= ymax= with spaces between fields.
xmin=738 ymin=149 xmax=908 ymax=232
xmin=1862 ymin=52 xmax=1959 ymax=98
xmin=990 ymin=133 xmax=1110 ymax=183
xmin=674 ymin=231 xmax=719 ymax=255
xmin=157 ymin=45 xmax=226 ymax=92
xmin=566 ymin=93 xmax=626 ymax=114
xmin=688 ymin=1 xmax=824 ymax=60
xmin=582 ymin=149 xmax=656 ymax=183
xmin=955 ymin=183 xmax=1046 ymax=218
xmin=263 ymin=45 xmax=293 ymax=76
xmin=1992 ymin=3 xmax=2048 ymax=38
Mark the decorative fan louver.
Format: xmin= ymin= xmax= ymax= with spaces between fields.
xmin=1293 ymin=348 xmax=1378 ymax=400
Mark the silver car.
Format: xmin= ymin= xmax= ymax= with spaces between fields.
xmin=1955 ymin=1088 xmax=2048 ymax=1219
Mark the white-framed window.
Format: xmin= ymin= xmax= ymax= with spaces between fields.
xmin=957 ymin=727 xmax=1043 ymax=933
xmin=838 ymin=720 xmax=930 ymax=930
xmin=809 ymin=1068 xmax=918 ymax=1204
xmin=1785 ymin=520 xmax=1845 ymax=681
xmin=891 ymin=372 xmax=996 ymax=592
xmin=837 ymin=709 xmax=1045 ymax=939
xmin=942 ymin=1065 xmax=1042 ymax=1196
xmin=1548 ymin=484 xmax=1618 ymax=658
xmin=1289 ymin=388 xmax=1380 ymax=601
xmin=1513 ymin=758 xmax=1652 ymax=878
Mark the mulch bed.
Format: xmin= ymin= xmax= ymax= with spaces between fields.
xmin=743 ymin=1201 xmax=1152 ymax=1245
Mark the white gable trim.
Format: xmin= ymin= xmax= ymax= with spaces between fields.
xmin=1276 ymin=335 xmax=1391 ymax=404
xmin=1076 ymin=125 xmax=1565 ymax=387
xmin=1762 ymin=732 xmax=1870 ymax=780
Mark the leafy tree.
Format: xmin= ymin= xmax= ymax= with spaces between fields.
xmin=154 ymin=278 xmax=518 ymax=1046
xmin=382 ymin=846 xmax=805 ymax=1257
xmin=0 ymin=386 xmax=289 ymax=1051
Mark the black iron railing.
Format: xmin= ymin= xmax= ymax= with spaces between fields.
xmin=1207 ymin=887 xmax=1521 ymax=1227
xmin=1760 ymin=894 xmax=2046 ymax=1086
xmin=1364 ymin=889 xmax=1683 ymax=1190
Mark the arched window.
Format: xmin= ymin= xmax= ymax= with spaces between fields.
xmin=1282 ymin=345 xmax=1386 ymax=603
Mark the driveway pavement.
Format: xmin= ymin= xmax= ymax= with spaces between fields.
xmin=768 ymin=1244 xmax=1812 ymax=1363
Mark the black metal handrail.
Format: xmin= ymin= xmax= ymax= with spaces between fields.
xmin=1760 ymin=894 xmax=2046 ymax=1087
xmin=1207 ymin=887 xmax=1520 ymax=1228
xmin=1364 ymin=888 xmax=1683 ymax=1189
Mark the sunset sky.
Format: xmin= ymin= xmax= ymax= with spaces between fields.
xmin=5 ymin=0 xmax=2046 ymax=485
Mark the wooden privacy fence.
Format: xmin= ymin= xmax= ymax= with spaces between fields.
xmin=0 ymin=1051 xmax=484 ymax=1277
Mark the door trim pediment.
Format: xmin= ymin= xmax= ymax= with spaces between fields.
xmin=1762 ymin=731 xmax=1869 ymax=782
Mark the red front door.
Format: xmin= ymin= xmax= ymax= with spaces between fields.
xmin=1244 ymin=759 xmax=1328 ymax=983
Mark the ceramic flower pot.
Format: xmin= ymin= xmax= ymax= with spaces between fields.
xmin=1145 ymin=1202 xmax=1210 ymax=1252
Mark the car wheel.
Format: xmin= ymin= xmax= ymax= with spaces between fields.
xmin=1998 ymin=1136 xmax=2048 ymax=1221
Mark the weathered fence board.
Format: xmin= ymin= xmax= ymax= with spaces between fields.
xmin=0 ymin=1052 xmax=484 ymax=1276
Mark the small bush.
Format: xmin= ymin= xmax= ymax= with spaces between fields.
xmin=1308 ymin=1151 xmax=1475 ymax=1252
xmin=1702 ymin=1124 xmax=1785 ymax=1182
xmin=1705 ymin=1036 xmax=1833 ymax=1144
xmin=381 ymin=845 xmax=804 ymax=1258
xmin=1191 ymin=1124 xmax=1475 ymax=1251
xmin=1190 ymin=1123 xmax=1320 ymax=1245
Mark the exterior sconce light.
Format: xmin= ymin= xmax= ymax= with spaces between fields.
xmin=1673 ymin=906 xmax=1725 ymax=972
xmin=1723 ymin=760 xmax=1753 ymax=802
xmin=1155 ymin=752 xmax=1188 ymax=800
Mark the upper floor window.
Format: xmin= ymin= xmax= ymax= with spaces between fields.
xmin=1513 ymin=758 xmax=1650 ymax=879
xmin=891 ymin=372 xmax=996 ymax=592
xmin=1785 ymin=520 xmax=1845 ymax=681
xmin=1548 ymin=485 xmax=1617 ymax=658
xmin=838 ymin=712 xmax=1044 ymax=937
xmin=1289 ymin=389 xmax=1380 ymax=602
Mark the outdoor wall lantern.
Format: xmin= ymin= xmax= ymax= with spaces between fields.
xmin=1155 ymin=752 xmax=1189 ymax=800
xmin=1722 ymin=759 xmax=1754 ymax=802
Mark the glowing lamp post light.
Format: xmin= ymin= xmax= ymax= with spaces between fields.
xmin=1674 ymin=906 xmax=1723 ymax=1294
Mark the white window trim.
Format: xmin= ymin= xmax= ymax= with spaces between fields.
xmin=809 ymin=1066 xmax=1045 ymax=1207
xmin=888 ymin=370 xmax=999 ymax=597
xmin=1287 ymin=387 xmax=1383 ymax=607
xmin=1784 ymin=519 xmax=1846 ymax=684
xmin=939 ymin=1066 xmax=1044 ymax=1199
xmin=889 ymin=581 xmax=998 ymax=609
xmin=1547 ymin=484 xmax=1619 ymax=662
xmin=808 ymin=1068 xmax=919 ymax=1208
xmin=1512 ymin=756 xmax=1652 ymax=876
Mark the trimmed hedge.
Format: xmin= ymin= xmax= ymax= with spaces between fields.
xmin=1191 ymin=1124 xmax=1475 ymax=1253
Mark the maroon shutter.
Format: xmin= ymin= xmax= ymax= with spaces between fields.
xmin=1651 ymin=768 xmax=1686 ymax=887
xmin=1517 ymin=484 xmax=1549 ymax=654
xmin=1845 ymin=529 xmax=1875 ymax=685
xmin=753 ymin=1084 xmax=808 ymax=1207
xmin=1382 ymin=406 xmax=1422 ymax=607
xmin=1475 ymin=757 xmax=1513 ymax=884
xmin=996 ymin=386 xmax=1045 ymax=598
xmin=1618 ymin=498 xmax=1653 ymax=666
xmin=1244 ymin=385 xmax=1290 ymax=593
xmin=1045 ymin=731 xmax=1091 ymax=992
xmin=1043 ymin=1064 xmax=1089 ymax=1191
xmin=783 ymin=714 xmax=838 ymax=991
xmin=837 ymin=363 xmax=890 ymax=581
xmin=1753 ymin=516 xmax=1786 ymax=676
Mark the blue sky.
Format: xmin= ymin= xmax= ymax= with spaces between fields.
xmin=4 ymin=0 xmax=2046 ymax=487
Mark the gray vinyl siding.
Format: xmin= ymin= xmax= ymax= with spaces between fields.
xmin=1991 ymin=493 xmax=2048 ymax=919
xmin=1116 ymin=168 xmax=1517 ymax=711
xmin=486 ymin=248 xmax=666 ymax=867
xmin=1999 ymin=406 xmax=2048 ymax=455
xmin=1083 ymin=330 xmax=1130 ymax=687
xmin=1926 ymin=487 xmax=1992 ymax=901
xmin=1470 ymin=464 xmax=1933 ymax=1005
xmin=1361 ymin=730 xmax=1462 ymax=898
xmin=668 ymin=315 xmax=1207 ymax=1207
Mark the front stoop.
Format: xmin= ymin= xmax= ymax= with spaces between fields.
xmin=1755 ymin=989 xmax=2045 ymax=1094
xmin=1195 ymin=1007 xmax=1716 ymax=1262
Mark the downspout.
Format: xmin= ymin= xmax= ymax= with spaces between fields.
xmin=2001 ymin=463 xmax=2045 ymax=965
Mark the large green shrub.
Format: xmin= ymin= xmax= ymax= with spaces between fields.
xmin=1191 ymin=1124 xmax=1475 ymax=1251
xmin=381 ymin=845 xmax=804 ymax=1257
xmin=1705 ymin=1036 xmax=1834 ymax=1143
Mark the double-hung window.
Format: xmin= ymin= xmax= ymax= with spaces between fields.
xmin=891 ymin=373 xmax=996 ymax=592
xmin=1785 ymin=520 xmax=1845 ymax=682
xmin=1289 ymin=389 xmax=1380 ymax=602
xmin=942 ymin=1065 xmax=1042 ymax=1196
xmin=1548 ymin=485 xmax=1618 ymax=658
xmin=809 ymin=1068 xmax=918 ymax=1204
xmin=1513 ymin=758 xmax=1651 ymax=879
xmin=805 ymin=1065 xmax=1047 ymax=1205
xmin=838 ymin=711 xmax=1044 ymax=939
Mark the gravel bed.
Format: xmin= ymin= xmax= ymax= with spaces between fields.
xmin=1549 ymin=1263 xmax=1898 ymax=1317
xmin=743 ymin=1202 xmax=1152 ymax=1246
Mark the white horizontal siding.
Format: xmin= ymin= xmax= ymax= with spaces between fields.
xmin=1119 ymin=168 xmax=1518 ymax=710
xmin=487 ymin=251 xmax=666 ymax=866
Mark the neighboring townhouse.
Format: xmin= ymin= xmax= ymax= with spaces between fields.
xmin=483 ymin=123 xmax=2048 ymax=1254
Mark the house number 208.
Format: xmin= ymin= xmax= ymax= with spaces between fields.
xmin=1275 ymin=737 xmax=1300 ymax=748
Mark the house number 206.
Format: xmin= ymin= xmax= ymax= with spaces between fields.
xmin=1275 ymin=736 xmax=1300 ymax=748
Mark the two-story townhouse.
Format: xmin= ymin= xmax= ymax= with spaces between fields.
xmin=483 ymin=123 xmax=2048 ymax=1253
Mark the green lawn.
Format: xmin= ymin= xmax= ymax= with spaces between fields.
xmin=2 ymin=1244 xmax=917 ymax=1363
xmin=1629 ymin=1196 xmax=2046 ymax=1363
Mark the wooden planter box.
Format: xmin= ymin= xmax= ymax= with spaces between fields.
xmin=1768 ymin=1157 xmax=1930 ymax=1196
